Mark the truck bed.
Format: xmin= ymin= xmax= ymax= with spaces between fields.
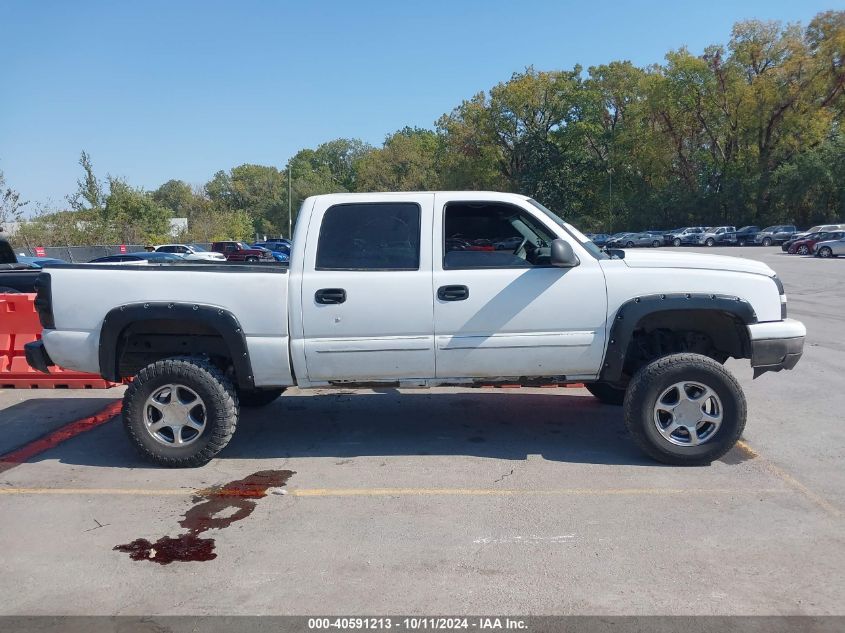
xmin=39 ymin=263 xmax=293 ymax=387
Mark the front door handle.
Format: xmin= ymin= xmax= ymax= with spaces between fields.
xmin=315 ymin=288 xmax=346 ymax=304
xmin=437 ymin=285 xmax=469 ymax=301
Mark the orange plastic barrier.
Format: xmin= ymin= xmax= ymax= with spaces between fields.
xmin=0 ymin=293 xmax=119 ymax=389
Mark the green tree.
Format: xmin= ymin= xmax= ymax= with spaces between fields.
xmin=104 ymin=177 xmax=172 ymax=243
xmin=66 ymin=151 xmax=104 ymax=214
xmin=0 ymin=169 xmax=28 ymax=229
xmin=354 ymin=127 xmax=442 ymax=191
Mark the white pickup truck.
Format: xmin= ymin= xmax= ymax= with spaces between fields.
xmin=25 ymin=192 xmax=805 ymax=467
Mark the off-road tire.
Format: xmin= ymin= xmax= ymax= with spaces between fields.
xmin=238 ymin=387 xmax=285 ymax=408
xmin=122 ymin=356 xmax=238 ymax=467
xmin=585 ymin=381 xmax=627 ymax=406
xmin=623 ymin=353 xmax=746 ymax=466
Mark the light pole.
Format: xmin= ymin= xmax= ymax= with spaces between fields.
xmin=287 ymin=164 xmax=292 ymax=239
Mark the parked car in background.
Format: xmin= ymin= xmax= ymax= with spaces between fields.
xmin=664 ymin=227 xmax=705 ymax=246
xmin=254 ymin=241 xmax=291 ymax=256
xmin=782 ymin=224 xmax=845 ymax=251
xmin=755 ymin=225 xmax=797 ymax=246
xmin=814 ymin=235 xmax=845 ymax=258
xmin=88 ymin=252 xmax=186 ymax=265
xmin=155 ymin=244 xmax=226 ymax=261
xmin=789 ymin=231 xmax=845 ymax=255
xmin=211 ymin=241 xmax=274 ymax=262
xmin=0 ymin=238 xmax=60 ymax=293
xmin=698 ymin=226 xmax=737 ymax=247
xmin=734 ymin=226 xmax=760 ymax=246
xmin=493 ymin=236 xmax=524 ymax=251
xmin=251 ymin=244 xmax=289 ymax=263
xmin=607 ymin=232 xmax=662 ymax=248
xmin=15 ymin=256 xmax=67 ymax=267
xmin=589 ymin=233 xmax=611 ymax=247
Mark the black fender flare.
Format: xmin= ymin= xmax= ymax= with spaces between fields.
xmin=98 ymin=302 xmax=254 ymax=389
xmin=599 ymin=293 xmax=757 ymax=383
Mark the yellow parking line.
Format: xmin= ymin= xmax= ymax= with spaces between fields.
xmin=0 ymin=486 xmax=787 ymax=497
xmin=736 ymin=440 xmax=842 ymax=518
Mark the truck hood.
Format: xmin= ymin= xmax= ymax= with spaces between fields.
xmin=620 ymin=250 xmax=774 ymax=276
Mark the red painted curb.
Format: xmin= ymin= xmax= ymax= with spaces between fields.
xmin=0 ymin=400 xmax=123 ymax=474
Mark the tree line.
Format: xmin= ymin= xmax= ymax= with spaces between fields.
xmin=4 ymin=10 xmax=844 ymax=247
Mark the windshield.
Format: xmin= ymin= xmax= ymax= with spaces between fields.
xmin=527 ymin=199 xmax=608 ymax=259
xmin=189 ymin=244 xmax=207 ymax=252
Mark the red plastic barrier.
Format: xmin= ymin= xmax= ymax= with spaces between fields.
xmin=0 ymin=293 xmax=119 ymax=389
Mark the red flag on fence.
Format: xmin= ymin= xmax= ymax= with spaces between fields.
xmin=119 ymin=244 xmax=127 ymax=253
xmin=34 ymin=247 xmax=46 ymax=257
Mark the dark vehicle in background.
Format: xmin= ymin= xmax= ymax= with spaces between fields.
xmin=664 ymin=227 xmax=705 ymax=246
xmin=781 ymin=224 xmax=845 ymax=251
xmin=88 ymin=252 xmax=186 ymax=264
xmin=255 ymin=241 xmax=291 ymax=257
xmin=252 ymin=244 xmax=289 ymax=263
xmin=16 ymin=256 xmax=67 ymax=267
xmin=0 ymin=237 xmax=56 ymax=292
xmin=734 ymin=226 xmax=760 ymax=246
xmin=587 ymin=233 xmax=611 ymax=247
xmin=788 ymin=231 xmax=845 ymax=255
xmin=211 ymin=241 xmax=274 ymax=262
xmin=755 ymin=225 xmax=797 ymax=246
xmin=698 ymin=226 xmax=737 ymax=247
xmin=607 ymin=232 xmax=662 ymax=248
xmin=445 ymin=238 xmax=470 ymax=252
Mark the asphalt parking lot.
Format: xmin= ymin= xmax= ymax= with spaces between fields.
xmin=0 ymin=246 xmax=843 ymax=616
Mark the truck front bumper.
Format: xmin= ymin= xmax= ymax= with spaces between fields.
xmin=24 ymin=340 xmax=54 ymax=374
xmin=747 ymin=319 xmax=806 ymax=377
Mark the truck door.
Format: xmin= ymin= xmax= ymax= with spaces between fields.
xmin=297 ymin=194 xmax=435 ymax=383
xmin=432 ymin=194 xmax=608 ymax=380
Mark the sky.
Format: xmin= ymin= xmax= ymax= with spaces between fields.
xmin=1 ymin=0 xmax=840 ymax=210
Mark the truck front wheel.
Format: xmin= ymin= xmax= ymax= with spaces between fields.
xmin=623 ymin=353 xmax=746 ymax=466
xmin=122 ymin=356 xmax=239 ymax=467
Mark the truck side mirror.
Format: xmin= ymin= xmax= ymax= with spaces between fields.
xmin=550 ymin=239 xmax=580 ymax=268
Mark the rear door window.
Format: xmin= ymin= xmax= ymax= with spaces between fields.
xmin=316 ymin=203 xmax=421 ymax=270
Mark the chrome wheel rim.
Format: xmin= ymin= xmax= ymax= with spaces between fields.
xmin=798 ymin=246 xmax=809 ymax=255
xmin=653 ymin=381 xmax=723 ymax=447
xmin=144 ymin=384 xmax=207 ymax=447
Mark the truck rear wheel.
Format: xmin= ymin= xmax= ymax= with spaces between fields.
xmin=122 ymin=356 xmax=238 ymax=467
xmin=585 ymin=381 xmax=626 ymax=406
xmin=623 ymin=353 xmax=746 ymax=466
xmin=238 ymin=387 xmax=285 ymax=407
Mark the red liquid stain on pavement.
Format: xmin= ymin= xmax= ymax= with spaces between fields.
xmin=114 ymin=470 xmax=295 ymax=565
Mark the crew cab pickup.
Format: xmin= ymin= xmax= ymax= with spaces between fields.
xmin=26 ymin=192 xmax=806 ymax=467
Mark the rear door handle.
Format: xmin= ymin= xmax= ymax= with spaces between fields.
xmin=315 ymin=288 xmax=346 ymax=304
xmin=437 ymin=285 xmax=469 ymax=301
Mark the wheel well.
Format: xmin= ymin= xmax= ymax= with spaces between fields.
xmin=99 ymin=302 xmax=255 ymax=389
xmin=116 ymin=319 xmax=233 ymax=379
xmin=621 ymin=310 xmax=751 ymax=379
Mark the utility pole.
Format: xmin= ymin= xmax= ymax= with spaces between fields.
xmin=287 ymin=164 xmax=292 ymax=239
